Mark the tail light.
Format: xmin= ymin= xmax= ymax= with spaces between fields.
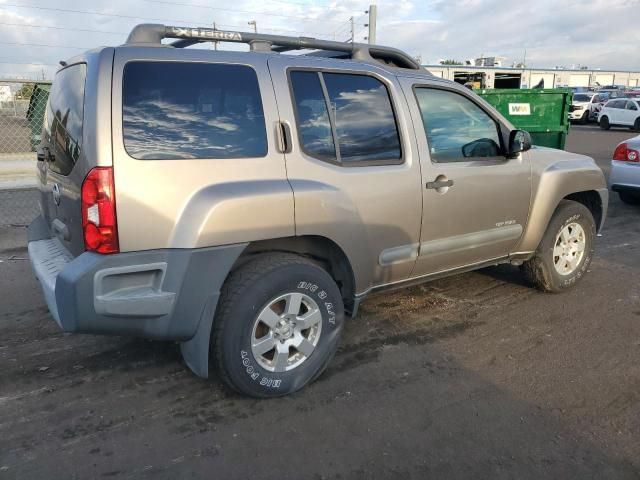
xmin=81 ymin=167 xmax=119 ymax=254
xmin=613 ymin=143 xmax=639 ymax=163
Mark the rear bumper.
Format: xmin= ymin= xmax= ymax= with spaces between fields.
xmin=609 ymin=161 xmax=640 ymax=193
xmin=28 ymin=215 xmax=246 ymax=341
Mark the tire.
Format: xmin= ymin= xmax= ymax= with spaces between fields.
xmin=580 ymin=110 xmax=589 ymax=125
xmin=619 ymin=191 xmax=640 ymax=205
xmin=521 ymin=200 xmax=596 ymax=293
xmin=212 ymin=253 xmax=344 ymax=398
xmin=633 ymin=117 xmax=640 ymax=132
xmin=599 ymin=116 xmax=610 ymax=130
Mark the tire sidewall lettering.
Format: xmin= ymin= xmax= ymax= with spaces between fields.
xmin=234 ymin=272 xmax=343 ymax=392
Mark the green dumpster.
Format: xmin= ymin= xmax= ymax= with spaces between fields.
xmin=25 ymin=83 xmax=51 ymax=151
xmin=476 ymin=88 xmax=572 ymax=150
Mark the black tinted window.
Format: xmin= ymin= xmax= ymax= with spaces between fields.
xmin=323 ymin=73 xmax=401 ymax=163
xmin=45 ymin=63 xmax=86 ymax=175
xmin=573 ymin=94 xmax=590 ymax=102
xmin=123 ymin=62 xmax=267 ymax=159
xmin=415 ymin=88 xmax=502 ymax=162
xmin=290 ymin=71 xmax=336 ymax=160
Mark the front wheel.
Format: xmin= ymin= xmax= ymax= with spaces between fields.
xmin=212 ymin=253 xmax=344 ymax=398
xmin=599 ymin=116 xmax=610 ymax=130
xmin=521 ymin=200 xmax=596 ymax=293
xmin=619 ymin=191 xmax=640 ymax=205
xmin=580 ymin=110 xmax=589 ymax=124
xmin=633 ymin=117 xmax=640 ymax=132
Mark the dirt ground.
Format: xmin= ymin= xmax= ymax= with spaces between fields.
xmin=1 ymin=125 xmax=639 ymax=479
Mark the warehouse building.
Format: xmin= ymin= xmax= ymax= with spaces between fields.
xmin=425 ymin=65 xmax=640 ymax=89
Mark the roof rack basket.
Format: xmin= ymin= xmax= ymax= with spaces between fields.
xmin=125 ymin=23 xmax=424 ymax=71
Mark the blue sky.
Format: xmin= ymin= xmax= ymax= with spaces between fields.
xmin=1 ymin=0 xmax=639 ymax=79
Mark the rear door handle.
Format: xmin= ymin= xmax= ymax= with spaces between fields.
xmin=275 ymin=121 xmax=292 ymax=154
xmin=426 ymin=179 xmax=454 ymax=189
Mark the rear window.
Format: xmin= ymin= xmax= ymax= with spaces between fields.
xmin=122 ymin=62 xmax=267 ymax=160
xmin=45 ymin=63 xmax=86 ymax=175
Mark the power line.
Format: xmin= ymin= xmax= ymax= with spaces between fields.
xmin=140 ymin=0 xmax=348 ymax=24
xmin=0 ymin=21 xmax=334 ymax=39
xmin=0 ymin=61 xmax=57 ymax=66
xmin=0 ymin=0 xmax=352 ymax=27
xmin=0 ymin=42 xmax=88 ymax=50
xmin=0 ymin=3 xmax=257 ymax=27
xmin=0 ymin=21 xmax=126 ymax=35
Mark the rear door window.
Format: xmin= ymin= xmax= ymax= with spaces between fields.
xmin=322 ymin=73 xmax=401 ymax=163
xmin=290 ymin=71 xmax=336 ymax=161
xmin=122 ymin=62 xmax=267 ymax=160
xmin=289 ymin=70 xmax=402 ymax=165
xmin=45 ymin=63 xmax=87 ymax=175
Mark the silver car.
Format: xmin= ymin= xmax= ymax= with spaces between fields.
xmin=609 ymin=135 xmax=640 ymax=204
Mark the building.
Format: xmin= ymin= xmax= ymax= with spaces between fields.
xmin=425 ymin=65 xmax=640 ymax=89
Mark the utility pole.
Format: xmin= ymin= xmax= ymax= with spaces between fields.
xmin=350 ymin=16 xmax=354 ymax=43
xmin=213 ymin=22 xmax=218 ymax=50
xmin=367 ymin=5 xmax=377 ymax=44
xmin=248 ymin=20 xmax=257 ymax=33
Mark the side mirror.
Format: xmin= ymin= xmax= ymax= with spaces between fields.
xmin=508 ymin=130 xmax=532 ymax=157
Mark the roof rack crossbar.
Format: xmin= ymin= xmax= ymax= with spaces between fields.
xmin=125 ymin=24 xmax=422 ymax=70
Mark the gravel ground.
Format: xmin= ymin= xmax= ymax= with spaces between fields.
xmin=1 ymin=125 xmax=639 ymax=479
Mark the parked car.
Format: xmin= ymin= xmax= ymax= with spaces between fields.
xmin=568 ymin=92 xmax=607 ymax=124
xmin=28 ymin=23 xmax=609 ymax=398
xmin=597 ymin=88 xmax=626 ymax=100
xmin=609 ymin=135 xmax=640 ymax=204
xmin=599 ymin=98 xmax=640 ymax=131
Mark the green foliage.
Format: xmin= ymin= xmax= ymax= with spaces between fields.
xmin=17 ymin=83 xmax=35 ymax=99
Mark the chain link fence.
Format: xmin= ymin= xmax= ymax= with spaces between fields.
xmin=0 ymin=79 xmax=48 ymax=227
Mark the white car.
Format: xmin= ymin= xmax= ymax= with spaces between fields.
xmin=568 ymin=92 xmax=607 ymax=124
xmin=609 ymin=135 xmax=640 ymax=204
xmin=599 ymin=98 xmax=640 ymax=131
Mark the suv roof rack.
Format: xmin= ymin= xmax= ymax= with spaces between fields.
xmin=125 ymin=23 xmax=424 ymax=71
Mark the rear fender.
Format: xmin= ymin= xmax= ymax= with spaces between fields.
xmin=169 ymin=180 xmax=295 ymax=248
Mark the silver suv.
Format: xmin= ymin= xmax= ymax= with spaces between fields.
xmin=28 ymin=24 xmax=608 ymax=397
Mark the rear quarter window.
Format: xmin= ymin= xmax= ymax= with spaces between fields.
xmin=45 ymin=63 xmax=87 ymax=175
xmin=122 ymin=62 xmax=268 ymax=160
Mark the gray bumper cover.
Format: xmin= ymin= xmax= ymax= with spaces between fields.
xmin=28 ymin=215 xmax=247 ymax=377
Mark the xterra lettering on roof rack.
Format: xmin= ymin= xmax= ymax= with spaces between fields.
xmin=169 ymin=27 xmax=243 ymax=41
xmin=124 ymin=23 xmax=424 ymax=71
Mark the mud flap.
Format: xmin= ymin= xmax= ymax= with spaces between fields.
xmin=180 ymin=293 xmax=220 ymax=378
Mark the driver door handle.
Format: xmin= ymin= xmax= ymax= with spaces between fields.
xmin=426 ymin=179 xmax=454 ymax=189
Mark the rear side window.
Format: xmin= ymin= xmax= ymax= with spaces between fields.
xmin=45 ymin=63 xmax=86 ymax=175
xmin=290 ymin=70 xmax=402 ymax=165
xmin=122 ymin=62 xmax=267 ymax=160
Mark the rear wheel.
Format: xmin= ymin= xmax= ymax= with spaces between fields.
xmin=633 ymin=117 xmax=640 ymax=132
xmin=599 ymin=116 xmax=610 ymax=130
xmin=521 ymin=200 xmax=596 ymax=293
xmin=619 ymin=191 xmax=640 ymax=205
xmin=212 ymin=253 xmax=344 ymax=398
xmin=580 ymin=110 xmax=589 ymax=124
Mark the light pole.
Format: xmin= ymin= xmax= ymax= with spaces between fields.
xmin=367 ymin=5 xmax=377 ymax=44
xmin=248 ymin=20 xmax=257 ymax=33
